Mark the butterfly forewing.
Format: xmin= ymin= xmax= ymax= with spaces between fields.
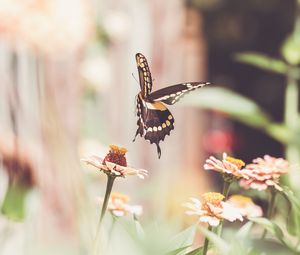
xmin=147 ymin=82 xmax=209 ymax=105
xmin=135 ymin=53 xmax=153 ymax=98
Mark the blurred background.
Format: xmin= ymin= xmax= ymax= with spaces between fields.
xmin=0 ymin=0 xmax=299 ymax=254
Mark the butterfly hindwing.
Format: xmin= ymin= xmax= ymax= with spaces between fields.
xmin=147 ymin=82 xmax=209 ymax=105
xmin=143 ymin=107 xmax=174 ymax=158
xmin=135 ymin=53 xmax=153 ymax=97
xmin=133 ymin=94 xmax=174 ymax=158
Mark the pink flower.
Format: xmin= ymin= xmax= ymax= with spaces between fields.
xmin=227 ymin=195 xmax=263 ymax=218
xmin=183 ymin=192 xmax=243 ymax=227
xmin=204 ymin=152 xmax=247 ymax=179
xmin=102 ymin=192 xmax=143 ymax=217
xmin=81 ymin=145 xmax=148 ymax=179
xmin=239 ymin=155 xmax=288 ymax=191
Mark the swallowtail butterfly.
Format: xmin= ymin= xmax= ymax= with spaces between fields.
xmin=133 ymin=53 xmax=209 ymax=158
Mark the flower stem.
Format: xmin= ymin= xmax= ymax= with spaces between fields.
xmin=222 ymin=181 xmax=231 ymax=199
xmin=203 ymin=225 xmax=212 ymax=255
xmin=93 ymin=175 xmax=116 ymax=254
xmin=285 ymin=67 xmax=300 ymax=191
xmin=100 ymin=175 xmax=116 ymax=223
xmin=262 ymin=189 xmax=277 ymax=239
xmin=217 ymin=181 xmax=231 ymax=236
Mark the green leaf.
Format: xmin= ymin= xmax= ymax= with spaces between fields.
xmin=134 ymin=218 xmax=145 ymax=239
xmin=185 ymin=247 xmax=203 ymax=255
xmin=181 ymin=87 xmax=271 ymax=129
xmin=235 ymin=221 xmax=253 ymax=239
xmin=165 ymin=245 xmax=191 ymax=255
xmin=281 ymin=34 xmax=300 ymax=65
xmin=265 ymin=124 xmax=290 ymax=144
xmin=1 ymin=183 xmax=30 ymax=221
xmin=235 ymin=52 xmax=288 ymax=74
xmin=199 ymin=226 xmax=229 ymax=253
xmin=281 ymin=187 xmax=300 ymax=237
xmin=249 ymin=217 xmax=284 ymax=244
xmin=165 ymin=225 xmax=197 ymax=255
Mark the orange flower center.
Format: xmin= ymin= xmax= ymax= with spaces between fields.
xmin=202 ymin=192 xmax=224 ymax=205
xmin=103 ymin=144 xmax=128 ymax=167
xmin=111 ymin=192 xmax=130 ymax=203
xmin=201 ymin=192 xmax=224 ymax=217
xmin=226 ymin=156 xmax=245 ymax=169
xmin=229 ymin=195 xmax=252 ymax=207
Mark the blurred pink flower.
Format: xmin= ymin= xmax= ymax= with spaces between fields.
xmin=239 ymin=155 xmax=288 ymax=191
xmin=183 ymin=192 xmax=243 ymax=227
xmin=203 ymin=129 xmax=235 ymax=154
xmin=0 ymin=0 xmax=93 ymax=55
xmin=102 ymin=192 xmax=142 ymax=217
xmin=227 ymin=195 xmax=263 ymax=218
xmin=81 ymin=145 xmax=148 ymax=179
xmin=204 ymin=152 xmax=248 ymax=179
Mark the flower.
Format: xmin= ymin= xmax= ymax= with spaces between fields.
xmin=81 ymin=144 xmax=148 ymax=179
xmin=183 ymin=192 xmax=243 ymax=226
xmin=227 ymin=195 xmax=263 ymax=218
xmin=204 ymin=152 xmax=247 ymax=179
xmin=239 ymin=155 xmax=288 ymax=191
xmin=0 ymin=0 xmax=93 ymax=55
xmin=104 ymin=192 xmax=143 ymax=217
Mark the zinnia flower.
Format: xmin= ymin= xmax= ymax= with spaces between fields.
xmin=81 ymin=144 xmax=148 ymax=179
xmin=104 ymin=192 xmax=143 ymax=217
xmin=227 ymin=195 xmax=262 ymax=218
xmin=183 ymin=192 xmax=243 ymax=226
xmin=204 ymin=152 xmax=247 ymax=180
xmin=239 ymin=155 xmax=288 ymax=191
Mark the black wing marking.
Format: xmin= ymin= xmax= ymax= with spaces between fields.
xmin=147 ymin=82 xmax=209 ymax=105
xmin=144 ymin=107 xmax=174 ymax=158
xmin=133 ymin=94 xmax=174 ymax=158
xmin=133 ymin=94 xmax=146 ymax=141
xmin=135 ymin=53 xmax=153 ymax=98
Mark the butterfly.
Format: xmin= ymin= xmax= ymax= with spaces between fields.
xmin=133 ymin=53 xmax=209 ymax=158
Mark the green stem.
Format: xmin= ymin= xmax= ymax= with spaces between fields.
xmin=262 ymin=190 xmax=277 ymax=239
xmin=93 ymin=175 xmax=116 ymax=254
xmin=217 ymin=181 xmax=231 ymax=236
xmin=105 ymin=216 xmax=117 ymax=252
xmin=203 ymin=225 xmax=212 ymax=255
xmin=285 ymin=68 xmax=300 ymax=190
xmin=222 ymin=181 xmax=231 ymax=200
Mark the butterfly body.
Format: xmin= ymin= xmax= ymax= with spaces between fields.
xmin=133 ymin=53 xmax=209 ymax=158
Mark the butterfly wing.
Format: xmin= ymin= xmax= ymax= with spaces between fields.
xmin=135 ymin=53 xmax=153 ymax=98
xmin=147 ymin=82 xmax=209 ymax=105
xmin=133 ymin=93 xmax=174 ymax=158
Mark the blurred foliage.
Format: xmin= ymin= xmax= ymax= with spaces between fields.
xmin=1 ymin=184 xmax=29 ymax=221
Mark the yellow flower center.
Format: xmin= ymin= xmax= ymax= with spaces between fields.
xmin=111 ymin=192 xmax=129 ymax=203
xmin=109 ymin=144 xmax=128 ymax=155
xmin=226 ymin=156 xmax=245 ymax=169
xmin=202 ymin=192 xmax=224 ymax=205
xmin=229 ymin=195 xmax=252 ymax=207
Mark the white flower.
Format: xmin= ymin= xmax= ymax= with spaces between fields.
xmin=183 ymin=192 xmax=243 ymax=227
xmin=81 ymin=145 xmax=148 ymax=179
xmin=227 ymin=195 xmax=263 ymax=218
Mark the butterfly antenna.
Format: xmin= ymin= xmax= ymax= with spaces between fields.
xmin=132 ymin=73 xmax=139 ymax=84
